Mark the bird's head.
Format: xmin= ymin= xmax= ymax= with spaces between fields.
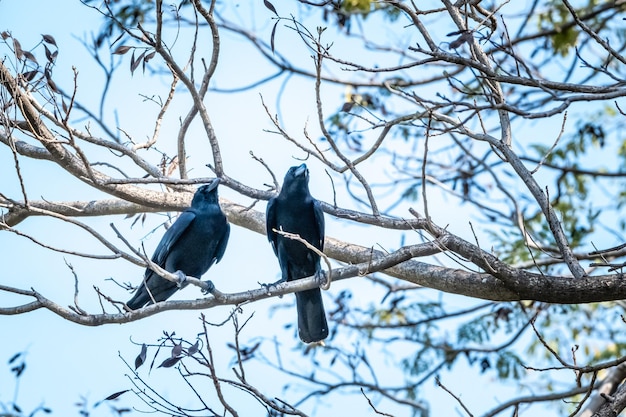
xmin=281 ymin=163 xmax=310 ymax=196
xmin=192 ymin=178 xmax=220 ymax=206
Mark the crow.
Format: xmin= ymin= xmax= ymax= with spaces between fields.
xmin=266 ymin=164 xmax=328 ymax=343
xmin=126 ymin=179 xmax=230 ymax=310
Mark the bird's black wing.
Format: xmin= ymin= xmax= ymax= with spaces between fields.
xmin=266 ymin=197 xmax=279 ymax=256
xmin=151 ymin=210 xmax=196 ymax=267
xmin=214 ymin=222 xmax=231 ymax=264
xmin=126 ymin=210 xmax=197 ymax=310
xmin=312 ymin=199 xmax=325 ymax=251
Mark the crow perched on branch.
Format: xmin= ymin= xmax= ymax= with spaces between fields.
xmin=126 ymin=179 xmax=230 ymax=310
xmin=266 ymin=164 xmax=329 ymax=343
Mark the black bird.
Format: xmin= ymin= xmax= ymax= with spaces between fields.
xmin=126 ymin=179 xmax=230 ymax=310
xmin=266 ymin=164 xmax=328 ymax=343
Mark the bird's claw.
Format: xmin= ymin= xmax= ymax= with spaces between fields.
xmin=259 ymin=278 xmax=285 ymax=294
xmin=316 ymin=270 xmax=331 ymax=290
xmin=201 ymin=280 xmax=215 ymax=295
xmin=174 ymin=270 xmax=187 ymax=288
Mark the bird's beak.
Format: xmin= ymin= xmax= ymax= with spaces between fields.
xmin=294 ymin=163 xmax=307 ymax=177
xmin=206 ymin=178 xmax=220 ymax=191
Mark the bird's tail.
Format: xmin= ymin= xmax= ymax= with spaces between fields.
xmin=295 ymin=288 xmax=328 ymax=343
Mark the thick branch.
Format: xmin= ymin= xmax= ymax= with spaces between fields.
xmin=3 ymin=194 xmax=626 ymax=305
xmin=581 ymin=363 xmax=626 ymax=417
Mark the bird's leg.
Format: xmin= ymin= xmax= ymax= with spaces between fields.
xmin=174 ymin=270 xmax=187 ymax=288
xmin=201 ymin=280 xmax=215 ymax=294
